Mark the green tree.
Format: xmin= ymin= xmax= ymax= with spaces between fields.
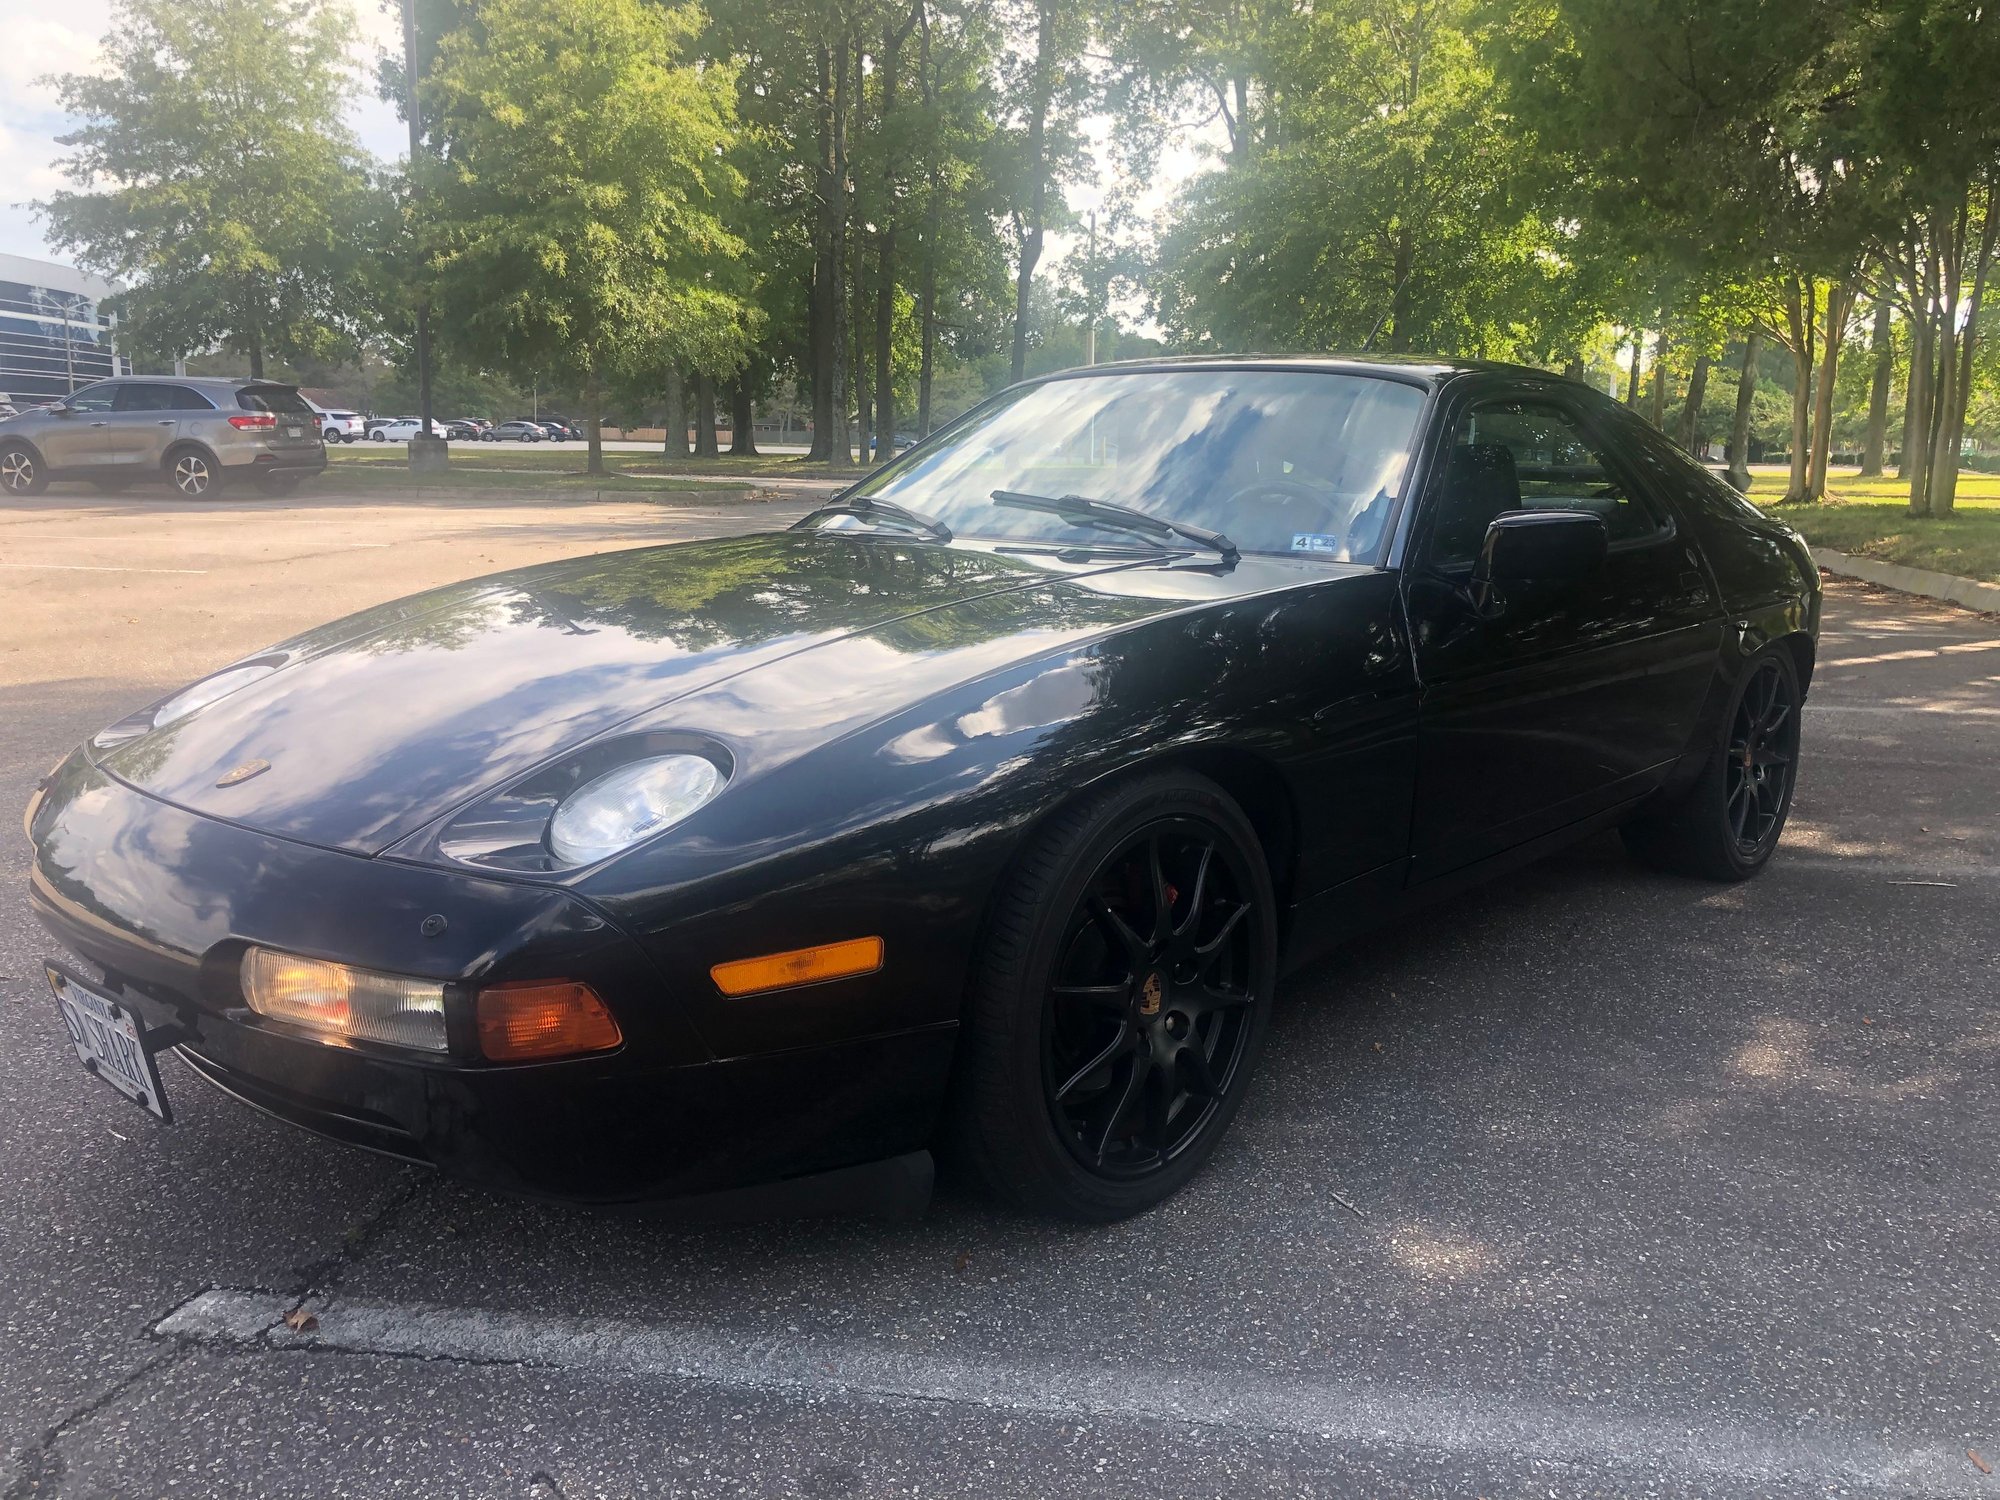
xmin=420 ymin=0 xmax=752 ymax=474
xmin=38 ymin=0 xmax=375 ymax=376
xmin=1150 ymin=0 xmax=1566 ymax=359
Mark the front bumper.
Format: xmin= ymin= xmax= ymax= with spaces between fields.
xmin=26 ymin=755 xmax=951 ymax=1208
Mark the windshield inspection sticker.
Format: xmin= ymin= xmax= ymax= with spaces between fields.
xmin=1290 ymin=533 xmax=1346 ymax=555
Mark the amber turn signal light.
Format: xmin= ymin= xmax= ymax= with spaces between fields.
xmin=710 ymin=937 xmax=884 ymax=997
xmin=475 ymin=980 xmax=622 ymax=1062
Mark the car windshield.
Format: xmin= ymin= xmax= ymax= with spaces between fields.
xmin=838 ymin=369 xmax=1427 ymax=563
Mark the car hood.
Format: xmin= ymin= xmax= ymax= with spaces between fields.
xmin=97 ymin=530 xmax=1307 ymax=856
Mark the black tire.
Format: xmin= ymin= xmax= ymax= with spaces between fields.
xmin=1622 ymin=645 xmax=1803 ymax=881
xmin=0 ymin=443 xmax=48 ymax=497
xmin=166 ymin=446 xmax=224 ymax=499
xmin=952 ymin=770 xmax=1278 ymax=1221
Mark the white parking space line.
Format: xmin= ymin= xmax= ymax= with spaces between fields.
xmin=0 ymin=562 xmax=210 ymax=575
xmin=158 ymin=1289 xmax=1972 ymax=1493
xmin=1806 ymin=702 xmax=2000 ymax=718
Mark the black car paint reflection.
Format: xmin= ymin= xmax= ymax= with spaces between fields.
xmin=24 ymin=358 xmax=1821 ymax=1212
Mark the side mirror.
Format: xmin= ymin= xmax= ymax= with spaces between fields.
xmin=1471 ymin=510 xmax=1606 ymax=608
xmin=51 ymin=403 xmax=75 ymax=418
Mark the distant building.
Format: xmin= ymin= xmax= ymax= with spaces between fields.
xmin=0 ymin=252 xmax=127 ymax=405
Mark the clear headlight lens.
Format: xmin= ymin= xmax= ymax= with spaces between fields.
xmin=240 ymin=947 xmax=448 ymax=1053
xmin=548 ymin=754 xmax=724 ymax=865
xmin=152 ymin=660 xmax=281 ymax=728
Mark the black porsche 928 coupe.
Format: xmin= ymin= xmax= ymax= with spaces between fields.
xmin=27 ymin=358 xmax=1820 ymax=1222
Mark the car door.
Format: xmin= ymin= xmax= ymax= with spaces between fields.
xmin=39 ymin=381 xmax=121 ymax=469
xmin=1401 ymin=382 xmax=1722 ymax=874
xmin=109 ymin=382 xmax=211 ymax=469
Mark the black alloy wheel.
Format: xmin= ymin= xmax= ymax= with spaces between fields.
xmin=955 ymin=770 xmax=1276 ymax=1220
xmin=1724 ymin=656 xmax=1797 ymax=859
xmin=1622 ymin=643 xmax=1803 ymax=881
xmin=1043 ymin=820 xmax=1261 ymax=1176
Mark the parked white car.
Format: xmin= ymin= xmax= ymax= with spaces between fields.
xmin=367 ymin=418 xmax=437 ymax=442
xmin=315 ymin=408 xmax=366 ymax=443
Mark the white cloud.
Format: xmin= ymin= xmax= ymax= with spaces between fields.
xmin=0 ymin=10 xmax=106 ymax=106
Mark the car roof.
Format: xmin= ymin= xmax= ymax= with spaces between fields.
xmin=95 ymin=375 xmax=299 ymax=390
xmin=1023 ymin=353 xmax=1575 ymax=391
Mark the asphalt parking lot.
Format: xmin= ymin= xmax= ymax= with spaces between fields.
xmin=2 ymin=489 xmax=1996 ymax=1498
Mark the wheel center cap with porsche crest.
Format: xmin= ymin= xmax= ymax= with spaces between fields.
xmin=214 ymin=758 xmax=271 ymax=788
xmin=1138 ymin=970 xmax=1165 ymax=1019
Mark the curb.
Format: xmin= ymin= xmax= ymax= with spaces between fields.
xmin=1811 ymin=547 xmax=2000 ymax=615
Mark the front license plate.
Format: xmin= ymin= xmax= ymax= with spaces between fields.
xmin=47 ymin=964 xmax=170 ymax=1121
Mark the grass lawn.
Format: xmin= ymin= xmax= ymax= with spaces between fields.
xmin=322 ymin=445 xmax=767 ymax=497
xmin=1746 ymin=466 xmax=2000 ymax=583
xmin=323 ymin=443 xmax=857 ymax=491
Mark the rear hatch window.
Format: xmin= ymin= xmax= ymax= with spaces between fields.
xmin=237 ymin=385 xmax=314 ymax=415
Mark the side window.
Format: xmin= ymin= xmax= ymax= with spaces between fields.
xmin=66 ymin=383 xmax=119 ymax=413
xmin=1427 ymin=399 xmax=1666 ymax=567
xmin=115 ymin=384 xmax=210 ymax=411
xmin=114 ymin=384 xmax=173 ymax=411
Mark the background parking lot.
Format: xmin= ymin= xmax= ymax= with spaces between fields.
xmin=2 ymin=490 xmax=1996 ymax=1497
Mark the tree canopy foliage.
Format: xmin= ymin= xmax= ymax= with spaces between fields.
xmin=33 ymin=0 xmax=2000 ymax=511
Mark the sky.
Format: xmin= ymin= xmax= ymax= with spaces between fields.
xmin=1 ymin=0 xmax=407 ymax=267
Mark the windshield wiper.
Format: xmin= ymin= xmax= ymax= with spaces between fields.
xmin=802 ymin=495 xmax=953 ymax=543
xmin=990 ymin=489 xmax=1239 ymax=565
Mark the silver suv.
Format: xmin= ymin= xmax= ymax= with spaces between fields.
xmin=0 ymin=377 xmax=328 ymax=498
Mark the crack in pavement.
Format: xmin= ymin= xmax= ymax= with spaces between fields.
xmin=2 ymin=1346 xmax=195 ymax=1500
xmin=2 ymin=1170 xmax=432 ymax=1497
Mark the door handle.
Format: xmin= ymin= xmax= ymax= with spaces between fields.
xmin=157 ymin=420 xmax=175 ymax=425
xmin=89 ymin=421 xmax=109 ymax=427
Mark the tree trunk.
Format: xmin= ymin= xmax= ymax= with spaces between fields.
xmin=728 ymin=378 xmax=758 ymax=456
xmin=1783 ymin=279 xmax=1813 ymax=501
xmin=1624 ymin=335 xmax=1642 ymax=404
xmin=808 ymin=43 xmax=837 ymax=462
xmin=585 ymin=361 xmax=605 ymax=476
xmin=1807 ymin=283 xmax=1852 ymax=501
xmin=1647 ymin=332 xmax=1669 ymax=429
xmin=693 ymin=373 xmax=719 ymax=458
xmin=1677 ymin=355 xmax=1710 ymax=454
xmin=852 ymin=244 xmax=872 ymax=462
xmin=826 ymin=38 xmax=855 ymax=466
xmin=1926 ymin=194 xmax=1998 ymax=518
xmin=916 ymin=9 xmax=940 ymax=438
xmin=662 ymin=367 xmax=688 ymax=459
xmin=872 ymin=5 xmax=920 ymax=466
xmin=1725 ymin=328 xmax=1761 ymax=492
xmin=1904 ymin=303 xmax=1933 ymax=509
xmin=1009 ymin=0 xmax=1058 ymax=384
xmin=1859 ymin=298 xmax=1892 ymax=477
xmin=1562 ymin=354 xmax=1585 ymax=383
xmin=1388 ymin=229 xmax=1413 ymax=352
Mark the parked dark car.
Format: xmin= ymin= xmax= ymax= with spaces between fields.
xmin=26 ymin=358 xmax=1819 ymax=1222
xmin=486 ymin=420 xmax=547 ymax=442
xmin=444 ymin=419 xmax=484 ymax=441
